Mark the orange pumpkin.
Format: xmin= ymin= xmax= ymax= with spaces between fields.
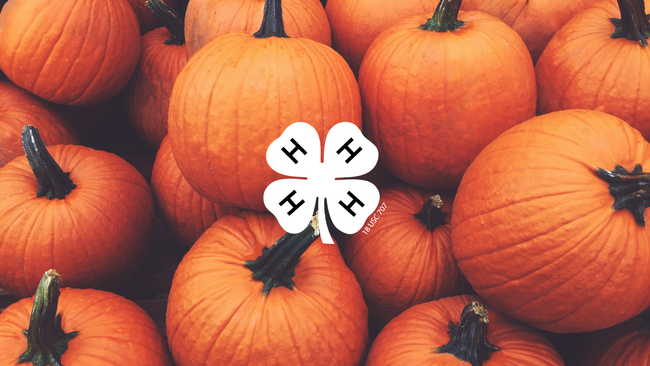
xmin=0 ymin=81 xmax=78 ymax=167
xmin=0 ymin=0 xmax=141 ymax=106
xmin=166 ymin=211 xmax=368 ymax=365
xmin=151 ymin=136 xmax=236 ymax=247
xmin=578 ymin=314 xmax=650 ymax=366
xmin=125 ymin=0 xmax=178 ymax=34
xmin=184 ymin=0 xmax=331 ymax=57
xmin=366 ymin=295 xmax=564 ymax=366
xmin=0 ymin=270 xmax=172 ymax=365
xmin=342 ymin=185 xmax=463 ymax=332
xmin=452 ymin=109 xmax=650 ymax=332
xmin=359 ymin=0 xmax=536 ymax=190
xmin=168 ymin=0 xmax=361 ymax=210
xmin=0 ymin=126 xmax=155 ymax=298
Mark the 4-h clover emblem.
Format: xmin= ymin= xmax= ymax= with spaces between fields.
xmin=264 ymin=122 xmax=380 ymax=244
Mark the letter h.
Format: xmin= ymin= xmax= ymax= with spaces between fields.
xmin=282 ymin=138 xmax=307 ymax=164
xmin=339 ymin=191 xmax=364 ymax=217
xmin=279 ymin=190 xmax=305 ymax=216
xmin=336 ymin=138 xmax=362 ymax=163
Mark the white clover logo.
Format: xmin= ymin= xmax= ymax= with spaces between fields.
xmin=264 ymin=122 xmax=380 ymax=244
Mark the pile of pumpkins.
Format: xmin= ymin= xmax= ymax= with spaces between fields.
xmin=0 ymin=0 xmax=649 ymax=364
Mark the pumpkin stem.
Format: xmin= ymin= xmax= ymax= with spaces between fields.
xmin=413 ymin=195 xmax=447 ymax=232
xmin=253 ymin=0 xmax=289 ymax=38
xmin=17 ymin=270 xmax=78 ymax=366
xmin=22 ymin=126 xmax=76 ymax=200
xmin=145 ymin=0 xmax=185 ymax=45
xmin=244 ymin=214 xmax=320 ymax=295
xmin=435 ymin=301 xmax=501 ymax=366
xmin=611 ymin=0 xmax=650 ymax=46
xmin=595 ymin=164 xmax=650 ymax=226
xmin=419 ymin=0 xmax=465 ymax=32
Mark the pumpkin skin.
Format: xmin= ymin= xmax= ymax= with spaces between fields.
xmin=536 ymin=0 xmax=650 ymax=140
xmin=125 ymin=0 xmax=178 ymax=34
xmin=460 ymin=0 xmax=599 ymax=63
xmin=0 ymin=143 xmax=155 ymax=298
xmin=168 ymin=33 xmax=361 ymax=211
xmin=578 ymin=315 xmax=650 ymax=366
xmin=0 ymin=81 xmax=78 ymax=167
xmin=0 ymin=0 xmax=141 ymax=106
xmin=342 ymin=185 xmax=463 ymax=331
xmin=184 ymin=0 xmax=331 ymax=57
xmin=359 ymin=10 xmax=536 ymax=190
xmin=124 ymin=26 xmax=188 ymax=148
xmin=451 ymin=109 xmax=650 ymax=333
xmin=166 ymin=210 xmax=368 ymax=365
xmin=0 ymin=287 xmax=172 ymax=365
xmin=366 ymin=295 xmax=565 ymax=366
xmin=325 ymin=0 xmax=437 ymax=76
xmin=151 ymin=136 xmax=236 ymax=247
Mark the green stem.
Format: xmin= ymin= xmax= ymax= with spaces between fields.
xmin=22 ymin=126 xmax=76 ymax=200
xmin=595 ymin=164 xmax=650 ymax=226
xmin=17 ymin=270 xmax=79 ymax=366
xmin=413 ymin=195 xmax=447 ymax=232
xmin=435 ymin=302 xmax=501 ymax=366
xmin=253 ymin=0 xmax=289 ymax=38
xmin=611 ymin=0 xmax=650 ymax=46
xmin=419 ymin=0 xmax=465 ymax=32
xmin=145 ymin=0 xmax=185 ymax=45
xmin=244 ymin=214 xmax=319 ymax=295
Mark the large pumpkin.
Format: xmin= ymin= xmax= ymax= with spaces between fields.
xmin=0 ymin=126 xmax=155 ymax=298
xmin=451 ymin=109 xmax=650 ymax=332
xmin=0 ymin=270 xmax=172 ymax=365
xmin=166 ymin=210 xmax=368 ymax=365
xmin=536 ymin=0 xmax=650 ymax=140
xmin=342 ymin=185 xmax=464 ymax=332
xmin=0 ymin=81 xmax=78 ymax=167
xmin=168 ymin=0 xmax=361 ymax=210
xmin=0 ymin=0 xmax=141 ymax=106
xmin=359 ymin=0 xmax=536 ymax=190
xmin=366 ymin=295 xmax=564 ymax=366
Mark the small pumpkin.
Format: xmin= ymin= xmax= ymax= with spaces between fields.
xmin=0 ymin=270 xmax=172 ymax=365
xmin=451 ymin=109 xmax=650 ymax=332
xmin=342 ymin=185 xmax=464 ymax=332
xmin=124 ymin=0 xmax=188 ymax=148
xmin=366 ymin=295 xmax=565 ymax=366
xmin=0 ymin=126 xmax=155 ymax=298
xmin=0 ymin=0 xmax=141 ymax=106
xmin=536 ymin=0 xmax=650 ymax=140
xmin=151 ymin=135 xmax=237 ymax=247
xmin=166 ymin=211 xmax=368 ymax=365
xmin=0 ymin=81 xmax=78 ymax=167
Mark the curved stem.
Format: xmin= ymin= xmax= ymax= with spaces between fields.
xmin=419 ymin=0 xmax=465 ymax=32
xmin=145 ymin=0 xmax=185 ymax=45
xmin=435 ymin=301 xmax=501 ymax=366
xmin=611 ymin=0 xmax=650 ymax=46
xmin=413 ymin=195 xmax=447 ymax=232
xmin=253 ymin=0 xmax=289 ymax=38
xmin=244 ymin=214 xmax=320 ymax=295
xmin=595 ymin=164 xmax=650 ymax=226
xmin=17 ymin=270 xmax=78 ymax=366
xmin=22 ymin=126 xmax=76 ymax=200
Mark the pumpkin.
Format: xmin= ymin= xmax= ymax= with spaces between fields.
xmin=342 ymin=185 xmax=464 ymax=332
xmin=125 ymin=0 xmax=178 ymax=34
xmin=536 ymin=0 xmax=650 ymax=140
xmin=151 ymin=135 xmax=237 ymax=247
xmin=578 ymin=314 xmax=650 ymax=365
xmin=0 ymin=270 xmax=172 ymax=365
xmin=184 ymin=0 xmax=331 ymax=57
xmin=166 ymin=211 xmax=368 ymax=365
xmin=366 ymin=295 xmax=565 ymax=366
xmin=0 ymin=126 xmax=155 ymax=298
xmin=451 ymin=109 xmax=650 ymax=333
xmin=124 ymin=0 xmax=188 ymax=148
xmin=0 ymin=0 xmax=141 ymax=106
xmin=325 ymin=0 xmax=437 ymax=76
xmin=168 ymin=0 xmax=361 ymax=211
xmin=0 ymin=81 xmax=78 ymax=167
xmin=460 ymin=0 xmax=599 ymax=63
xmin=359 ymin=0 xmax=536 ymax=190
